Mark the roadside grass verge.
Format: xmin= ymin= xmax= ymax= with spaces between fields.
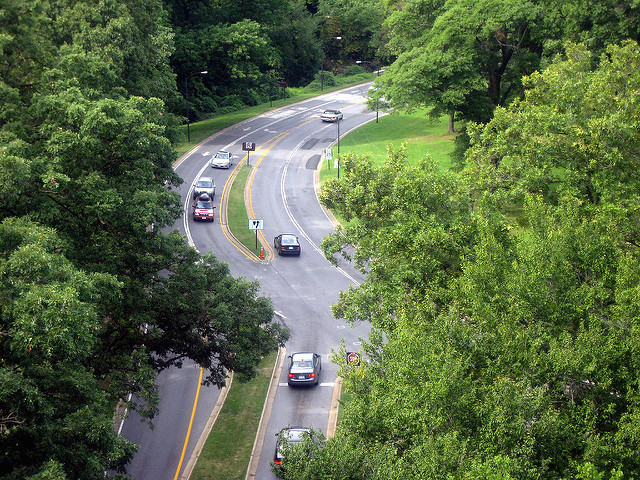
xmin=319 ymin=111 xmax=457 ymax=184
xmin=189 ymin=351 xmax=277 ymax=480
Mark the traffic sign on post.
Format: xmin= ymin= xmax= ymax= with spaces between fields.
xmin=243 ymin=142 xmax=256 ymax=165
xmin=346 ymin=352 xmax=360 ymax=366
xmin=249 ymin=219 xmax=263 ymax=251
xmin=248 ymin=219 xmax=263 ymax=230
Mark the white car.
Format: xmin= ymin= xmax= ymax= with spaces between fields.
xmin=320 ymin=109 xmax=343 ymax=122
xmin=211 ymin=150 xmax=233 ymax=169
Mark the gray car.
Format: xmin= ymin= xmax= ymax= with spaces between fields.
xmin=287 ymin=352 xmax=321 ymax=386
xmin=193 ymin=176 xmax=216 ymax=199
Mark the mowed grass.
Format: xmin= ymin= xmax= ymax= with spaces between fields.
xmin=320 ymin=111 xmax=457 ymax=183
xmin=189 ymin=351 xmax=277 ymax=480
xmin=226 ymin=164 xmax=262 ymax=255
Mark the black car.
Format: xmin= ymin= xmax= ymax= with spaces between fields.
xmin=274 ymin=234 xmax=301 ymax=256
xmin=272 ymin=427 xmax=322 ymax=475
xmin=287 ymin=352 xmax=321 ymax=386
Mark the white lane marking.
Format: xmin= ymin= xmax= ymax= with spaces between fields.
xmin=279 ymin=130 xmax=361 ymax=286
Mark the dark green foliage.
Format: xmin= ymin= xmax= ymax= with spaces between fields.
xmin=302 ymin=42 xmax=640 ymax=479
xmin=0 ymin=1 xmax=288 ymax=478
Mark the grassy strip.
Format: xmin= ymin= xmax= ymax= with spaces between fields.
xmin=189 ymin=351 xmax=277 ymax=480
xmin=226 ymin=165 xmax=262 ymax=255
xmin=319 ymin=111 xmax=457 ymax=184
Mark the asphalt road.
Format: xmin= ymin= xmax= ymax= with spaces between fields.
xmin=119 ymin=84 xmax=377 ymax=480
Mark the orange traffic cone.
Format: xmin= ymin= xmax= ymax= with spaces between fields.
xmin=259 ymin=246 xmax=264 ymax=259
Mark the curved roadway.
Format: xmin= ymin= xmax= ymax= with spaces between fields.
xmin=120 ymin=84 xmax=377 ymax=480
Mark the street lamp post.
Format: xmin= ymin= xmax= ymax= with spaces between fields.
xmin=185 ymin=70 xmax=208 ymax=142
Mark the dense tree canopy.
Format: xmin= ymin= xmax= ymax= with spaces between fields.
xmin=0 ymin=1 xmax=288 ymax=478
xmin=300 ymin=41 xmax=640 ymax=479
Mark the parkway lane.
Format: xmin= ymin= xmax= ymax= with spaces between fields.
xmin=120 ymin=84 xmax=377 ymax=480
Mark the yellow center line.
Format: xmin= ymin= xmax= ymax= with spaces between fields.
xmin=218 ymin=119 xmax=315 ymax=260
xmin=173 ymin=367 xmax=204 ymax=480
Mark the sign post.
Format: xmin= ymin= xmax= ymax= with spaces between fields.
xmin=346 ymin=352 xmax=360 ymax=366
xmin=248 ymin=219 xmax=263 ymax=250
xmin=243 ymin=141 xmax=256 ymax=165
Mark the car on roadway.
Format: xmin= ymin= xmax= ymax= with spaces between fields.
xmin=192 ymin=193 xmax=215 ymax=221
xmin=287 ymin=352 xmax=321 ymax=386
xmin=192 ymin=176 xmax=216 ymax=199
xmin=274 ymin=234 xmax=301 ymax=256
xmin=272 ymin=427 xmax=322 ymax=475
xmin=210 ymin=150 xmax=233 ymax=169
xmin=320 ymin=109 xmax=343 ymax=122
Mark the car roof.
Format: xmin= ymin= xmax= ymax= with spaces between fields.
xmin=279 ymin=427 xmax=312 ymax=440
xmin=215 ymin=150 xmax=230 ymax=155
xmin=291 ymin=352 xmax=315 ymax=361
xmin=280 ymin=233 xmax=297 ymax=239
xmin=324 ymin=109 xmax=340 ymax=113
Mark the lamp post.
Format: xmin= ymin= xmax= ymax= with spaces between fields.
xmin=185 ymin=70 xmax=208 ymax=142
xmin=320 ymin=36 xmax=342 ymax=91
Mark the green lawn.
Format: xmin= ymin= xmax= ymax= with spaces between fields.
xmin=319 ymin=111 xmax=457 ymax=184
xmin=189 ymin=351 xmax=277 ymax=480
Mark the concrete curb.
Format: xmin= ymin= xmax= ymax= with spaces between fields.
xmin=245 ymin=347 xmax=287 ymax=480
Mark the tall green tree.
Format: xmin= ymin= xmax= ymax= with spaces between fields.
xmin=377 ymin=0 xmax=550 ymax=129
xmin=0 ymin=1 xmax=289 ymax=477
xmin=0 ymin=217 xmax=136 ymax=480
xmin=298 ymin=41 xmax=640 ymax=479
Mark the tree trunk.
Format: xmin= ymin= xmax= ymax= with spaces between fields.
xmin=447 ymin=112 xmax=455 ymax=134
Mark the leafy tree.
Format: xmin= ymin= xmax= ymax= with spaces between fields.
xmin=48 ymin=0 xmax=178 ymax=103
xmin=0 ymin=217 xmax=136 ymax=480
xmin=303 ymin=41 xmax=640 ymax=479
xmin=377 ymin=0 xmax=550 ymax=129
xmin=320 ymin=144 xmax=475 ymax=331
xmin=317 ymin=0 xmax=388 ymax=65
xmin=0 ymin=1 xmax=289 ymax=477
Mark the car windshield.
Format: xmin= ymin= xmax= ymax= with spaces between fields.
xmin=281 ymin=236 xmax=297 ymax=245
xmin=215 ymin=152 xmax=229 ymax=159
xmin=196 ymin=201 xmax=212 ymax=208
xmin=196 ymin=180 xmax=213 ymax=188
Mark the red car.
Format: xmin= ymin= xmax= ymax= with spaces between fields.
xmin=192 ymin=193 xmax=215 ymax=221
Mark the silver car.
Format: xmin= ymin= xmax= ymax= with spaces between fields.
xmin=211 ymin=150 xmax=233 ymax=169
xmin=192 ymin=176 xmax=216 ymax=199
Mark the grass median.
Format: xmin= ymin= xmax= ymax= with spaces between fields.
xmin=189 ymin=351 xmax=277 ymax=480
